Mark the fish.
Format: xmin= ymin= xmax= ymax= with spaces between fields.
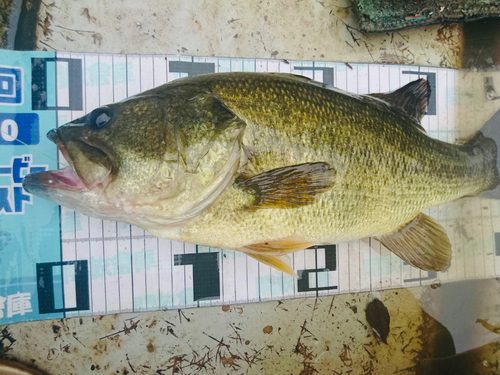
xmin=23 ymin=72 xmax=500 ymax=276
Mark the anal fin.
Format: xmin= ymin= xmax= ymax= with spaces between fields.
xmin=243 ymin=238 xmax=316 ymax=254
xmin=375 ymin=212 xmax=452 ymax=272
xmin=241 ymin=237 xmax=317 ymax=277
xmin=246 ymin=253 xmax=297 ymax=277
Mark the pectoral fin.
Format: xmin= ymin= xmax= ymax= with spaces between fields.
xmin=235 ymin=162 xmax=335 ymax=209
xmin=245 ymin=253 xmax=297 ymax=277
xmin=376 ymin=212 xmax=452 ymax=271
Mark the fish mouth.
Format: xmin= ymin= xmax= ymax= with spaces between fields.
xmin=23 ymin=128 xmax=112 ymax=194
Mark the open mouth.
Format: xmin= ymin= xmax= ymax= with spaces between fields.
xmin=41 ymin=143 xmax=89 ymax=191
xmin=23 ymin=128 xmax=111 ymax=193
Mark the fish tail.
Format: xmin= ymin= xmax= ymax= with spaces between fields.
xmin=473 ymin=108 xmax=500 ymax=198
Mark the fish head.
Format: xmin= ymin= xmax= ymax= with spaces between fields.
xmin=23 ymin=95 xmax=184 ymax=224
xmin=23 ymin=92 xmax=244 ymax=228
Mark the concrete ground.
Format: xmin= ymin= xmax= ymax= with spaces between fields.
xmin=33 ymin=0 xmax=463 ymax=67
xmin=1 ymin=280 xmax=499 ymax=375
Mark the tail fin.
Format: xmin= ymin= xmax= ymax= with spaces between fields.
xmin=477 ymin=108 xmax=500 ymax=199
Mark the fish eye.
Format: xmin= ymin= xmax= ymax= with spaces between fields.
xmin=88 ymin=106 xmax=114 ymax=130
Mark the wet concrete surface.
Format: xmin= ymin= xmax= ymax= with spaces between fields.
xmin=1 ymin=280 xmax=499 ymax=374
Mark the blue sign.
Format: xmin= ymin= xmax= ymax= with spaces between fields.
xmin=0 ymin=113 xmax=39 ymax=145
xmin=0 ymin=66 xmax=23 ymax=105
xmin=0 ymin=50 xmax=62 ymax=325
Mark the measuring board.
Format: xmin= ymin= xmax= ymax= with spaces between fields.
xmin=1 ymin=49 xmax=500 ymax=324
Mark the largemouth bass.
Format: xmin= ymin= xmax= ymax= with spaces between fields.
xmin=23 ymin=73 xmax=500 ymax=275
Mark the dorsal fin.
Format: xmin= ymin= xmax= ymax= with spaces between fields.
xmin=368 ymin=79 xmax=430 ymax=122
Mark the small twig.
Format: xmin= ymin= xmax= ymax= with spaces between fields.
xmin=39 ymin=41 xmax=55 ymax=50
xmin=126 ymin=354 xmax=136 ymax=373
xmin=54 ymin=24 xmax=96 ymax=33
xmin=72 ymin=334 xmax=86 ymax=347
xmin=178 ymin=309 xmax=191 ymax=323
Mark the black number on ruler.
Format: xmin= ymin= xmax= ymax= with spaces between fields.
xmin=174 ymin=252 xmax=220 ymax=301
xmin=402 ymin=71 xmax=436 ymax=115
xmin=293 ymin=66 xmax=334 ymax=88
xmin=31 ymin=58 xmax=83 ymax=111
xmin=403 ymin=270 xmax=438 ymax=283
xmin=495 ymin=233 xmax=500 ymax=257
xmin=169 ymin=61 xmax=215 ymax=77
xmin=36 ymin=260 xmax=90 ymax=314
xmin=297 ymin=245 xmax=337 ymax=293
